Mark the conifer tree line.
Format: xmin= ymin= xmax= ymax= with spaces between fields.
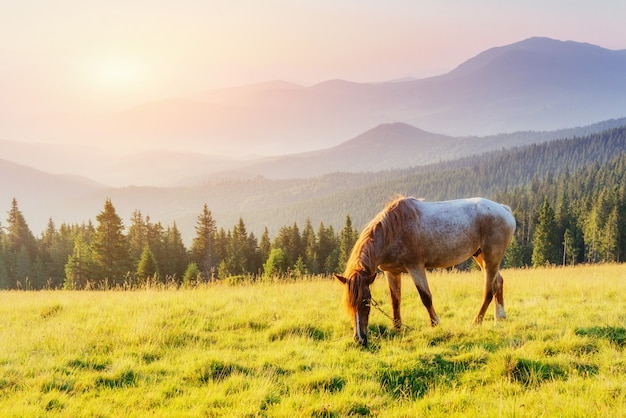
xmin=496 ymin=153 xmax=626 ymax=267
xmin=1 ymin=132 xmax=625 ymax=289
xmin=0 ymin=199 xmax=359 ymax=290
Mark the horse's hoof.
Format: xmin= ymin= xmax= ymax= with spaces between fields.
xmin=354 ymin=335 xmax=368 ymax=346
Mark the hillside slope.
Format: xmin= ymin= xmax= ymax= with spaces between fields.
xmin=4 ymin=125 xmax=624 ymax=243
xmin=234 ymin=117 xmax=626 ymax=179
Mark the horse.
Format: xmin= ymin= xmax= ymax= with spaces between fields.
xmin=335 ymin=196 xmax=516 ymax=345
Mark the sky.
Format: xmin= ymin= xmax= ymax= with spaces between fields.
xmin=1 ymin=1 xmax=626 ymax=126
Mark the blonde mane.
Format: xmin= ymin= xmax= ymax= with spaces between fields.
xmin=343 ymin=196 xmax=419 ymax=277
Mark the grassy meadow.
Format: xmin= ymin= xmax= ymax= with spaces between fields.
xmin=1 ymin=264 xmax=625 ymax=417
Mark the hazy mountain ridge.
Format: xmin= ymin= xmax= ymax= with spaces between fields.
xmin=225 ymin=116 xmax=626 ymax=180
xmin=4 ymin=116 xmax=626 ymax=187
xmin=2 ymin=123 xmax=626 ymax=244
xmin=3 ymin=37 xmax=624 ymax=157
xmin=4 ymin=37 xmax=626 ymax=184
xmin=0 ymin=159 xmax=104 ymax=212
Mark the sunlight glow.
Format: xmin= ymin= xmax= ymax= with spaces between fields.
xmin=75 ymin=56 xmax=162 ymax=109
xmin=91 ymin=58 xmax=144 ymax=89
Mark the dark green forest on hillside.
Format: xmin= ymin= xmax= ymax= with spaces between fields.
xmin=229 ymin=126 xmax=626 ymax=236
xmin=1 ymin=126 xmax=625 ymax=289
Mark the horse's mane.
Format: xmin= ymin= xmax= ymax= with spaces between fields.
xmin=342 ymin=196 xmax=420 ymax=311
xmin=343 ymin=196 xmax=419 ymax=278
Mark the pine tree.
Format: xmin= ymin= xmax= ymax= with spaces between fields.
xmin=562 ymin=228 xmax=579 ymax=266
xmin=246 ymin=232 xmax=261 ymax=276
xmin=532 ymin=199 xmax=560 ymax=267
xmin=302 ymin=218 xmax=318 ymax=274
xmin=6 ymin=199 xmax=37 ymax=257
xmin=64 ymin=235 xmax=95 ymax=290
xmin=229 ymin=218 xmax=249 ymax=276
xmin=136 ymin=245 xmax=159 ymax=284
xmin=316 ymin=222 xmax=338 ymax=274
xmin=287 ymin=222 xmax=303 ymax=269
xmin=190 ymin=204 xmax=218 ymax=281
xmin=14 ymin=246 xmax=32 ymax=289
xmin=602 ymin=206 xmax=619 ymax=262
xmin=503 ymin=236 xmax=524 ymax=268
xmin=259 ymin=227 xmax=271 ymax=268
xmin=0 ymin=220 xmax=7 ymax=289
xmin=583 ymin=208 xmax=600 ymax=263
xmin=182 ymin=262 xmax=200 ymax=287
xmin=273 ymin=223 xmax=302 ymax=268
xmin=618 ymin=186 xmax=626 ymax=262
xmin=127 ymin=210 xmax=147 ymax=267
xmin=145 ymin=218 xmax=166 ymax=279
xmin=4 ymin=199 xmax=37 ymax=288
xmin=38 ymin=218 xmax=68 ymax=288
xmin=293 ymin=256 xmax=307 ymax=278
xmin=263 ymin=248 xmax=288 ymax=279
xmin=338 ymin=215 xmax=358 ymax=270
xmin=91 ymin=199 xmax=130 ymax=287
xmin=162 ymin=223 xmax=188 ymax=282
xmin=0 ymin=252 xmax=8 ymax=289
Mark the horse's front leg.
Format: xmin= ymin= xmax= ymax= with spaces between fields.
xmin=407 ymin=266 xmax=440 ymax=327
xmin=385 ymin=271 xmax=403 ymax=330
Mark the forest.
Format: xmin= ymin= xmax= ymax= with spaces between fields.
xmin=0 ymin=126 xmax=625 ymax=289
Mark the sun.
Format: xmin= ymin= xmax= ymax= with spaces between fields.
xmin=79 ymin=56 xmax=156 ymax=107
xmin=92 ymin=58 xmax=143 ymax=88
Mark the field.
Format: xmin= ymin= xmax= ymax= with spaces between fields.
xmin=1 ymin=264 xmax=625 ymax=417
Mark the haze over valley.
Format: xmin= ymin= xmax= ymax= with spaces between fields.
xmin=2 ymin=6 xmax=626 ymax=242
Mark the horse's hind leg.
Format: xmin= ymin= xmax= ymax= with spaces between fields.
xmin=493 ymin=271 xmax=506 ymax=320
xmin=473 ymin=253 xmax=507 ymax=324
xmin=385 ymin=271 xmax=403 ymax=330
xmin=407 ymin=266 xmax=440 ymax=327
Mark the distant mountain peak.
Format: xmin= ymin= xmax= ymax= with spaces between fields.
xmin=449 ymin=37 xmax=621 ymax=78
xmin=336 ymin=122 xmax=452 ymax=151
xmin=362 ymin=122 xmax=434 ymax=136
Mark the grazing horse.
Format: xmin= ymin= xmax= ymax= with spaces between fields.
xmin=335 ymin=197 xmax=516 ymax=345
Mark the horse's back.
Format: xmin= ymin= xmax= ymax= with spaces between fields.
xmin=371 ymin=196 xmax=516 ymax=271
xmin=412 ymin=198 xmax=515 ymax=264
xmin=417 ymin=197 xmax=514 ymax=229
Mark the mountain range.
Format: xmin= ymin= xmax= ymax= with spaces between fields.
xmin=2 ymin=37 xmax=626 ymax=240
xmin=2 ymin=36 xmax=626 ymax=158
xmin=100 ymin=37 xmax=626 ymax=156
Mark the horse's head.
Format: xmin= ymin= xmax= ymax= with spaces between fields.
xmin=334 ymin=271 xmax=377 ymax=346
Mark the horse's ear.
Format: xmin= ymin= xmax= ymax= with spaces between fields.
xmin=334 ymin=273 xmax=347 ymax=284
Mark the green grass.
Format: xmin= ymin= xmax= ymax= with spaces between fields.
xmin=1 ymin=264 xmax=625 ymax=417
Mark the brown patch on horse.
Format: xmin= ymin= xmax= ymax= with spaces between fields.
xmin=343 ymin=196 xmax=418 ymax=278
